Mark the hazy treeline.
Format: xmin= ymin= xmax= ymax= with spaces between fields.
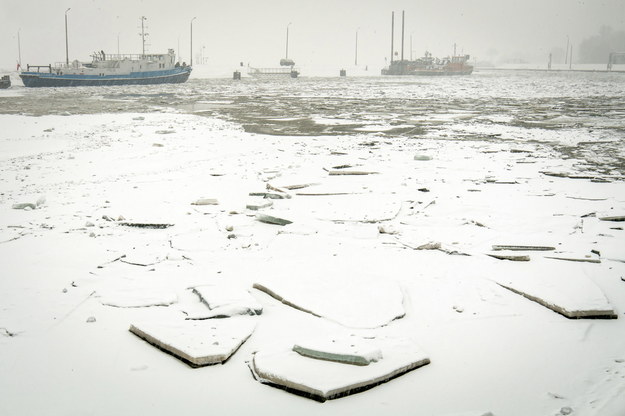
xmin=578 ymin=26 xmax=625 ymax=63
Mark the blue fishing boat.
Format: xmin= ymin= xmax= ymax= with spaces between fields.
xmin=20 ymin=49 xmax=191 ymax=87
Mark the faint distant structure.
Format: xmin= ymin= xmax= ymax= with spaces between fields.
xmin=565 ymin=35 xmax=569 ymax=64
xmin=548 ymin=53 xmax=552 ymax=70
xmin=607 ymin=52 xmax=625 ymax=70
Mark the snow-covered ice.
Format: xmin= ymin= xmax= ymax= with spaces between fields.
xmin=1 ymin=71 xmax=625 ymax=416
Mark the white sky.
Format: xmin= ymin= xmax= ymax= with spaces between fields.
xmin=1 ymin=0 xmax=624 ymax=72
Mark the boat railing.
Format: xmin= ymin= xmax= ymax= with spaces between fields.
xmin=91 ymin=53 xmax=168 ymax=62
xmin=250 ymin=67 xmax=295 ymax=74
xmin=25 ymin=65 xmax=53 ymax=73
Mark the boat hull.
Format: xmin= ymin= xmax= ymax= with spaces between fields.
xmin=19 ymin=67 xmax=191 ymax=88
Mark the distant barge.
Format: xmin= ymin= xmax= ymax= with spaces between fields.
xmin=381 ymin=11 xmax=473 ymax=76
xmin=20 ymin=49 xmax=191 ymax=87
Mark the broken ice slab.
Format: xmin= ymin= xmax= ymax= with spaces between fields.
xmin=413 ymin=155 xmax=432 ymax=161
xmin=281 ymin=183 xmax=320 ymax=190
xmin=492 ymin=245 xmax=555 ymax=251
xmin=249 ymin=192 xmax=289 ymax=199
xmin=599 ymin=215 xmax=625 ymax=222
xmin=191 ymin=198 xmax=219 ymax=206
xmin=119 ymin=222 xmax=173 ymax=229
xmin=255 ymin=213 xmax=292 ymax=226
xmin=129 ymin=317 xmax=256 ymax=367
xmin=246 ymin=201 xmax=273 ymax=211
xmin=12 ymin=202 xmax=37 ymax=210
xmin=327 ymin=170 xmax=379 ymax=176
xmin=292 ymin=336 xmax=382 ymax=366
xmin=186 ymin=285 xmax=263 ymax=319
xmin=487 ymin=253 xmax=530 ymax=262
xmin=250 ymin=336 xmax=430 ymax=402
xmin=491 ymin=261 xmax=617 ymax=319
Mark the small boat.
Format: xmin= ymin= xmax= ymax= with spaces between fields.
xmin=0 ymin=75 xmax=10 ymax=89
xmin=248 ymin=65 xmax=299 ymax=78
xmin=19 ymin=49 xmax=191 ymax=87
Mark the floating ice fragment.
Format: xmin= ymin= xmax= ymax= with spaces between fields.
xmin=250 ymin=336 xmax=429 ymax=401
xmin=129 ymin=317 xmax=256 ymax=367
xmin=12 ymin=202 xmax=36 ymax=210
xmin=119 ymin=222 xmax=173 ymax=229
xmin=292 ymin=337 xmax=383 ymax=366
xmin=191 ymin=198 xmax=219 ymax=206
xmin=492 ymin=262 xmax=617 ymax=319
xmin=255 ymin=214 xmax=292 ymax=226
xmin=599 ymin=215 xmax=625 ymax=222
xmin=413 ymin=155 xmax=432 ymax=161
xmin=246 ymin=201 xmax=273 ymax=210
xmin=487 ymin=253 xmax=530 ymax=262
xmin=492 ymin=245 xmax=555 ymax=251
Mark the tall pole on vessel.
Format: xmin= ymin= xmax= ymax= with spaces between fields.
xmin=286 ymin=22 xmax=291 ymax=59
xmin=565 ymin=35 xmax=569 ymax=64
xmin=17 ymin=29 xmax=22 ymax=68
xmin=355 ymin=28 xmax=359 ymax=66
xmin=401 ymin=10 xmax=405 ymax=61
xmin=569 ymin=44 xmax=573 ymax=70
xmin=410 ymin=32 xmax=413 ymax=61
xmin=190 ymin=17 xmax=196 ymax=65
xmin=65 ymin=8 xmax=70 ymax=66
xmin=140 ymin=16 xmax=147 ymax=56
xmin=390 ymin=12 xmax=394 ymax=63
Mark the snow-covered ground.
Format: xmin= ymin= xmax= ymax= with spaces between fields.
xmin=0 ymin=109 xmax=624 ymax=415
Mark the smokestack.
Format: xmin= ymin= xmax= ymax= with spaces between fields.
xmin=391 ymin=12 xmax=394 ymax=64
xmin=401 ymin=10 xmax=405 ymax=61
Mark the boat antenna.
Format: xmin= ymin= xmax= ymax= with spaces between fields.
xmin=390 ymin=12 xmax=394 ymax=64
xmin=140 ymin=16 xmax=148 ymax=56
xmin=401 ymin=10 xmax=405 ymax=61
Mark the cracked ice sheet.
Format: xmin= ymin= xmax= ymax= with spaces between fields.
xmin=129 ymin=316 xmax=256 ymax=367
xmin=253 ymin=266 xmax=405 ymax=329
xmin=97 ymin=288 xmax=177 ymax=308
xmin=487 ymin=258 xmax=616 ymax=319
xmin=186 ymin=284 xmax=263 ymax=319
xmin=251 ymin=334 xmax=429 ymax=401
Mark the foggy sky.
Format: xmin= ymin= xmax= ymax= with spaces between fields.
xmin=1 ymin=0 xmax=624 ymax=74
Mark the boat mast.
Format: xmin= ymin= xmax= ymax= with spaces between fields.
xmin=65 ymin=8 xmax=71 ymax=66
xmin=140 ymin=16 xmax=148 ymax=56
xmin=390 ymin=12 xmax=394 ymax=64
xmin=190 ymin=17 xmax=196 ymax=65
xmin=401 ymin=10 xmax=405 ymax=61
xmin=17 ymin=29 xmax=22 ymax=69
xmin=285 ymin=22 xmax=291 ymax=60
